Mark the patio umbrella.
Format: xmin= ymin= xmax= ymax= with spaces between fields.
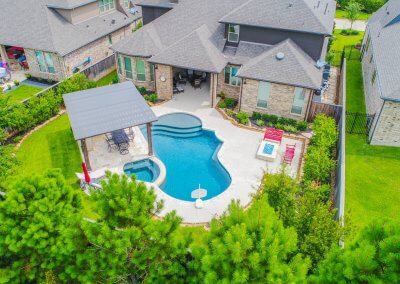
xmin=82 ymin=162 xmax=91 ymax=183
xmin=191 ymin=185 xmax=207 ymax=199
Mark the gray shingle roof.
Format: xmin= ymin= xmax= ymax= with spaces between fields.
xmin=138 ymin=0 xmax=175 ymax=9
xmin=148 ymin=25 xmax=228 ymax=73
xmin=237 ymin=39 xmax=322 ymax=89
xmin=46 ymin=0 xmax=97 ymax=9
xmin=0 ymin=0 xmax=135 ymax=56
xmin=367 ymin=0 xmax=400 ymax=101
xmin=220 ymin=0 xmax=335 ymax=35
xmin=63 ymin=82 xmax=158 ymax=140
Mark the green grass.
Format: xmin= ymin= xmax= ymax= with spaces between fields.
xmin=4 ymin=85 xmax=43 ymax=105
xmin=330 ymin=30 xmax=364 ymax=66
xmin=96 ymin=70 xmax=118 ymax=87
xmin=345 ymin=57 xmax=400 ymax=231
xmin=335 ymin=9 xmax=371 ymax=21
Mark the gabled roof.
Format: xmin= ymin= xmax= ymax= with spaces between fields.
xmin=219 ymin=0 xmax=335 ymax=35
xmin=148 ymin=25 xmax=228 ymax=73
xmin=237 ymin=39 xmax=322 ymax=89
xmin=0 ymin=0 xmax=135 ymax=56
xmin=138 ymin=0 xmax=175 ymax=9
xmin=46 ymin=0 xmax=97 ymax=9
xmin=64 ymin=82 xmax=158 ymax=140
xmin=367 ymin=0 xmax=400 ymax=101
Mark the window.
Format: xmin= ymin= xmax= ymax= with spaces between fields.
xmin=291 ymin=87 xmax=306 ymax=115
xmin=372 ymin=70 xmax=377 ymax=85
xmin=136 ymin=58 xmax=146 ymax=81
xmin=257 ymin=81 xmax=270 ymax=108
xmin=224 ymin=66 xmax=241 ymax=86
xmin=228 ymin=24 xmax=240 ymax=43
xmin=123 ymin=0 xmax=130 ymax=8
xmin=35 ymin=51 xmax=55 ymax=74
xmin=150 ymin=63 xmax=155 ymax=81
xmin=124 ymin=56 xmax=133 ymax=79
xmin=117 ymin=55 xmax=122 ymax=74
xmin=108 ymin=35 xmax=112 ymax=45
xmin=99 ymin=0 xmax=115 ymax=13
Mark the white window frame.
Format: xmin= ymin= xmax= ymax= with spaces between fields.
xmin=224 ymin=66 xmax=241 ymax=87
xmin=35 ymin=51 xmax=55 ymax=74
xmin=257 ymin=81 xmax=270 ymax=109
xmin=99 ymin=0 xmax=115 ymax=13
xmin=227 ymin=24 xmax=240 ymax=43
xmin=136 ymin=58 xmax=146 ymax=82
xmin=290 ymin=87 xmax=306 ymax=115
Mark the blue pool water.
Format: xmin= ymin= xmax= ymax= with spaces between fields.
xmin=124 ymin=159 xmax=160 ymax=183
xmin=140 ymin=113 xmax=231 ymax=201
xmin=263 ymin=143 xmax=275 ymax=155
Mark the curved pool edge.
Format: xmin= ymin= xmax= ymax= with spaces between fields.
xmin=149 ymin=156 xmax=167 ymax=187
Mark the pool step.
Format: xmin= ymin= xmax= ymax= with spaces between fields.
xmin=153 ymin=130 xmax=203 ymax=138
xmin=152 ymin=125 xmax=203 ymax=134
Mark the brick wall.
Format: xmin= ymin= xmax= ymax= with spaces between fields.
xmin=370 ymin=101 xmax=400 ymax=147
xmin=116 ymin=55 xmax=156 ymax=91
xmin=24 ymin=49 xmax=65 ymax=81
xmin=155 ymin=64 xmax=173 ymax=100
xmin=216 ymin=65 xmax=241 ymax=99
xmin=240 ymin=79 xmax=311 ymax=121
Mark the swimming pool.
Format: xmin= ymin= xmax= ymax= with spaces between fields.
xmin=141 ymin=113 xmax=231 ymax=201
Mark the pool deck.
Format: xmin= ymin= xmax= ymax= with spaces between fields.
xmin=148 ymin=85 xmax=304 ymax=224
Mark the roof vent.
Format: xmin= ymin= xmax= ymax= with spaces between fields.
xmin=276 ymin=52 xmax=285 ymax=60
xmin=288 ymin=2 xmax=293 ymax=8
xmin=111 ymin=19 xmax=116 ymax=24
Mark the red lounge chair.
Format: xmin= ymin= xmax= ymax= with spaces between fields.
xmin=263 ymin=127 xmax=284 ymax=144
xmin=283 ymin=144 xmax=296 ymax=165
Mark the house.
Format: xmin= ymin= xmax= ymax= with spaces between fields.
xmin=0 ymin=0 xmax=142 ymax=82
xmin=361 ymin=0 xmax=400 ymax=147
xmin=112 ymin=0 xmax=336 ymax=121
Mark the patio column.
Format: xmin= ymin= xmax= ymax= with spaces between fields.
xmin=80 ymin=139 xmax=92 ymax=171
xmin=0 ymin=45 xmax=9 ymax=65
xmin=147 ymin=123 xmax=153 ymax=156
xmin=210 ymin=73 xmax=218 ymax=108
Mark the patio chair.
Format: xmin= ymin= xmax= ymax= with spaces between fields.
xmin=105 ymin=137 xmax=118 ymax=152
xmin=263 ymin=127 xmax=284 ymax=144
xmin=178 ymin=73 xmax=187 ymax=85
xmin=125 ymin=128 xmax=135 ymax=142
xmin=193 ymin=79 xmax=202 ymax=89
xmin=283 ymin=144 xmax=296 ymax=165
xmin=119 ymin=143 xmax=130 ymax=155
xmin=201 ymin=72 xmax=207 ymax=83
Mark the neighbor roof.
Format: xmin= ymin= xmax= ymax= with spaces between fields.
xmin=63 ymin=82 xmax=158 ymax=140
xmin=46 ymin=0 xmax=97 ymax=9
xmin=237 ymin=39 xmax=323 ymax=89
xmin=367 ymin=0 xmax=400 ymax=101
xmin=0 ymin=0 xmax=135 ymax=56
xmin=138 ymin=0 xmax=175 ymax=9
xmin=219 ymin=0 xmax=335 ymax=35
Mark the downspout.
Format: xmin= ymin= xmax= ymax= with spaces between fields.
xmin=304 ymin=89 xmax=313 ymax=121
xmin=369 ymin=100 xmax=384 ymax=143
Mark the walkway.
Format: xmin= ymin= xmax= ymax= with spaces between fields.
xmin=149 ymin=85 xmax=304 ymax=223
xmin=334 ymin=18 xmax=367 ymax=31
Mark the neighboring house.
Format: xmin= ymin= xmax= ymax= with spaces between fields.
xmin=112 ymin=0 xmax=336 ymax=121
xmin=361 ymin=0 xmax=400 ymax=147
xmin=0 ymin=0 xmax=142 ymax=82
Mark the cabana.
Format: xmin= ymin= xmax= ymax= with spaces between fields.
xmin=63 ymin=82 xmax=158 ymax=170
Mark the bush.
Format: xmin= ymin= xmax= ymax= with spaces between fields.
xmin=217 ymin=100 xmax=227 ymax=109
xmin=252 ymin=111 xmax=262 ymax=121
xmin=224 ymin=98 xmax=237 ymax=109
xmin=312 ymin=114 xmax=338 ymax=151
xmin=13 ymin=80 xmax=20 ymax=86
xmin=236 ymin=112 xmax=249 ymax=125
xmin=360 ymin=0 xmax=385 ymax=13
xmin=256 ymin=119 xmax=265 ymax=127
xmin=218 ymin=91 xmax=226 ymax=99
xmin=297 ymin=121 xmax=308 ymax=131
xmin=25 ymin=73 xmax=32 ymax=79
xmin=138 ymin=87 xmax=147 ymax=95
xmin=112 ymin=75 xmax=119 ymax=84
xmin=303 ymin=146 xmax=336 ymax=184
xmin=226 ymin=109 xmax=234 ymax=117
xmin=57 ymin=73 xmax=96 ymax=95
xmin=340 ymin=29 xmax=360 ymax=36
xmin=262 ymin=114 xmax=279 ymax=125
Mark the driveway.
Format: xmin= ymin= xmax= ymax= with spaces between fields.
xmin=335 ymin=18 xmax=367 ymax=31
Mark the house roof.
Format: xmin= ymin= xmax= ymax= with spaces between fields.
xmin=367 ymin=0 xmax=400 ymax=101
xmin=237 ymin=39 xmax=323 ymax=89
xmin=148 ymin=25 xmax=228 ymax=73
xmin=138 ymin=0 xmax=175 ymax=9
xmin=46 ymin=0 xmax=97 ymax=9
xmin=219 ymin=0 xmax=335 ymax=35
xmin=0 ymin=0 xmax=135 ymax=56
xmin=63 ymin=82 xmax=158 ymax=140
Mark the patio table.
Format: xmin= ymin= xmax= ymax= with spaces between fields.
xmin=112 ymin=129 xmax=129 ymax=146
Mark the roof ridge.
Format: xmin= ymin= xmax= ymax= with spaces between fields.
xmin=195 ymin=25 xmax=226 ymax=71
xmin=42 ymin=3 xmax=59 ymax=53
xmin=219 ymin=0 xmax=255 ymax=22
xmin=301 ymin=0 xmax=331 ymax=34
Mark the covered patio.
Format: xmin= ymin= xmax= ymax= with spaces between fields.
xmin=63 ymin=82 xmax=158 ymax=171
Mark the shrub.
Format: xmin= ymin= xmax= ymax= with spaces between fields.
xmin=312 ymin=114 xmax=338 ymax=150
xmin=133 ymin=21 xmax=143 ymax=32
xmin=252 ymin=111 xmax=262 ymax=121
xmin=303 ymin=146 xmax=336 ymax=184
xmin=13 ymin=80 xmax=20 ymax=86
xmin=57 ymin=73 xmax=96 ymax=95
xmin=262 ymin=114 xmax=278 ymax=125
xmin=224 ymin=98 xmax=237 ymax=109
xmin=137 ymin=87 xmax=147 ymax=95
xmin=25 ymin=73 xmax=32 ymax=79
xmin=256 ymin=119 xmax=265 ymax=127
xmin=226 ymin=109 xmax=234 ymax=117
xmin=149 ymin=94 xmax=157 ymax=103
xmin=236 ymin=112 xmax=249 ymax=125
xmin=112 ymin=75 xmax=119 ymax=84
xmin=361 ymin=0 xmax=385 ymax=13
xmin=217 ymin=100 xmax=227 ymax=109
xmin=297 ymin=121 xmax=308 ymax=131
xmin=218 ymin=91 xmax=226 ymax=99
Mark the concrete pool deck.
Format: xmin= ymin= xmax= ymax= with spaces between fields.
xmin=148 ymin=86 xmax=304 ymax=224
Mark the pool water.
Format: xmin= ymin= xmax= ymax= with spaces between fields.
xmin=124 ymin=159 xmax=160 ymax=183
xmin=263 ymin=143 xmax=275 ymax=155
xmin=141 ymin=113 xmax=231 ymax=201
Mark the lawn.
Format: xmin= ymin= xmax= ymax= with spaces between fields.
xmin=330 ymin=30 xmax=364 ymax=66
xmin=335 ymin=9 xmax=370 ymax=21
xmin=96 ymin=70 xmax=118 ymax=87
xmin=3 ymin=84 xmax=43 ymax=105
xmin=345 ymin=57 xmax=400 ymax=231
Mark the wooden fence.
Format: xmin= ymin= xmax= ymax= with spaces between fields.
xmin=81 ymin=54 xmax=115 ymax=80
xmin=307 ymin=102 xmax=343 ymax=123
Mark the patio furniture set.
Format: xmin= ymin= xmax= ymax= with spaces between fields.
xmin=173 ymin=70 xmax=208 ymax=94
xmin=256 ymin=127 xmax=296 ymax=165
xmin=105 ymin=128 xmax=135 ymax=155
xmin=0 ymin=62 xmax=11 ymax=84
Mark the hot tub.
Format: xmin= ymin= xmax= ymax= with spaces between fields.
xmin=123 ymin=159 xmax=160 ymax=183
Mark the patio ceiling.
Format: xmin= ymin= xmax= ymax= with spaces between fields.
xmin=63 ymin=82 xmax=158 ymax=141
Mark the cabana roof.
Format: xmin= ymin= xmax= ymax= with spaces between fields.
xmin=63 ymin=82 xmax=158 ymax=140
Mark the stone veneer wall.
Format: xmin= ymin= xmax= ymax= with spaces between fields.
xmin=24 ymin=49 xmax=65 ymax=81
xmin=216 ymin=65 xmax=241 ymax=99
xmin=155 ymin=64 xmax=173 ymax=100
xmin=240 ymin=79 xmax=312 ymax=121
xmin=370 ymin=101 xmax=400 ymax=147
xmin=117 ymin=55 xmax=156 ymax=91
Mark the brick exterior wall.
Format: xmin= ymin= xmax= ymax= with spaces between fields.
xmin=240 ymin=79 xmax=312 ymax=121
xmin=24 ymin=49 xmax=65 ymax=81
xmin=155 ymin=64 xmax=173 ymax=100
xmin=216 ymin=65 xmax=241 ymax=99
xmin=116 ymin=55 xmax=156 ymax=91
xmin=370 ymin=101 xmax=400 ymax=147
